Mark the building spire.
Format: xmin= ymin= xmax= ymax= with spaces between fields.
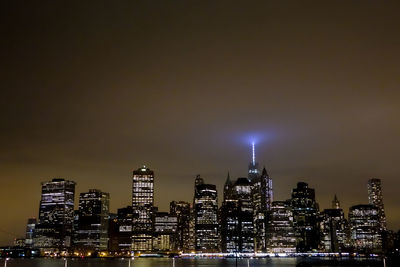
xmin=261 ymin=166 xmax=268 ymax=176
xmin=225 ymin=171 xmax=231 ymax=185
xmin=248 ymin=141 xmax=259 ymax=179
xmin=332 ymin=194 xmax=340 ymax=209
xmin=252 ymin=142 xmax=256 ymax=165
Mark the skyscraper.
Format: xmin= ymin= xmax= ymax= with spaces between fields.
xmin=290 ymin=182 xmax=320 ymax=252
xmin=170 ymin=201 xmax=192 ymax=252
xmin=252 ymin=167 xmax=273 ymax=252
xmin=332 ymin=194 xmax=340 ymax=210
xmin=25 ymin=218 xmax=37 ymax=248
xmin=319 ymin=195 xmax=348 ymax=252
xmin=349 ymin=204 xmax=382 ymax=252
xmin=193 ymin=175 xmax=219 ymax=252
xmin=34 ymin=178 xmax=75 ymax=251
xmin=267 ymin=201 xmax=297 ymax=253
xmin=153 ymin=212 xmax=178 ymax=252
xmin=233 ymin=178 xmax=254 ymax=253
xmin=114 ymin=206 xmax=134 ymax=254
xmin=221 ymin=176 xmax=255 ymax=253
xmin=220 ymin=211 xmax=238 ymax=253
xmin=248 ymin=142 xmax=259 ymax=180
xmin=75 ymin=189 xmax=110 ymax=253
xmin=132 ymin=166 xmax=154 ymax=252
xmin=220 ymin=172 xmax=239 ymax=253
xmin=368 ymin=178 xmax=386 ymax=231
xmin=246 ymin=143 xmax=273 ymax=252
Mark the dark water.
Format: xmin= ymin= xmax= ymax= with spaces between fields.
xmin=0 ymin=258 xmax=385 ymax=267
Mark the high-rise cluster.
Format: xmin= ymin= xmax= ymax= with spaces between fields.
xmin=17 ymin=145 xmax=394 ymax=256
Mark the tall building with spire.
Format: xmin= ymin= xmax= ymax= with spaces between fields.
xmin=368 ymin=178 xmax=386 ymax=231
xmin=320 ymin=195 xmax=348 ymax=252
xmin=247 ymin=143 xmax=273 ymax=252
xmin=248 ymin=142 xmax=259 ymax=180
xmin=223 ymin=172 xmax=234 ymax=200
xmin=221 ymin=172 xmax=239 ymax=253
xmin=132 ymin=166 xmax=154 ymax=252
xmin=332 ymin=194 xmax=340 ymax=209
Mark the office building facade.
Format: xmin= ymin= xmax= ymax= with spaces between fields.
xmin=132 ymin=166 xmax=154 ymax=252
xmin=170 ymin=201 xmax=192 ymax=252
xmin=368 ymin=178 xmax=386 ymax=231
xmin=290 ymin=182 xmax=320 ymax=252
xmin=349 ymin=204 xmax=382 ymax=252
xmin=267 ymin=201 xmax=297 ymax=253
xmin=34 ymin=178 xmax=75 ymax=251
xmin=75 ymin=189 xmax=110 ymax=252
xmin=193 ymin=175 xmax=219 ymax=252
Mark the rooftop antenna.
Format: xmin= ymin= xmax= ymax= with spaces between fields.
xmin=252 ymin=141 xmax=255 ymax=165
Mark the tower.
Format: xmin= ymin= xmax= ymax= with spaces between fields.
xmin=320 ymin=195 xmax=347 ymax=253
xmin=132 ymin=166 xmax=154 ymax=252
xmin=35 ymin=178 xmax=76 ymax=250
xmin=25 ymin=218 xmax=37 ymax=248
xmin=261 ymin=167 xmax=273 ymax=211
xmin=76 ymin=189 xmax=110 ymax=252
xmin=248 ymin=142 xmax=259 ymax=180
xmin=349 ymin=204 xmax=382 ymax=252
xmin=223 ymin=172 xmax=234 ymax=201
xmin=170 ymin=201 xmax=192 ymax=252
xmin=233 ymin=178 xmax=254 ymax=252
xmin=290 ymin=182 xmax=320 ymax=252
xmin=267 ymin=201 xmax=297 ymax=253
xmin=332 ymin=194 xmax=340 ymax=209
xmin=367 ymin=178 xmax=386 ymax=231
xmin=193 ymin=175 xmax=219 ymax=252
xmin=247 ymin=143 xmax=273 ymax=252
xmin=221 ymin=172 xmax=239 ymax=253
xmin=221 ymin=177 xmax=254 ymax=253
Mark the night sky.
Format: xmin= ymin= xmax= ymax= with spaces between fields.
xmin=1 ymin=2 xmax=400 ymax=245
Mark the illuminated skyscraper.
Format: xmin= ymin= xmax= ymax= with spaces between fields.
xmin=249 ymin=143 xmax=273 ymax=252
xmin=349 ymin=204 xmax=382 ymax=252
xmin=132 ymin=166 xmax=154 ymax=252
xmin=34 ymin=178 xmax=76 ymax=250
xmin=368 ymin=178 xmax=386 ymax=231
xmin=319 ymin=195 xmax=348 ymax=252
xmin=248 ymin=142 xmax=259 ymax=180
xmin=25 ymin=218 xmax=37 ymax=248
xmin=233 ymin=178 xmax=254 ymax=253
xmin=267 ymin=201 xmax=297 ymax=253
xmin=221 ymin=176 xmax=254 ymax=253
xmin=75 ymin=189 xmax=110 ymax=252
xmin=170 ymin=201 xmax=192 ymax=252
xmin=290 ymin=182 xmax=320 ymax=252
xmin=193 ymin=175 xmax=219 ymax=252
xmin=153 ymin=212 xmax=178 ymax=252
xmin=332 ymin=194 xmax=340 ymax=209
xmin=220 ymin=173 xmax=239 ymax=253
xmin=113 ymin=206 xmax=133 ymax=253
xmin=253 ymin=167 xmax=273 ymax=252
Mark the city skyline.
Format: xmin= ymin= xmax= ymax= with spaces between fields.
xmin=0 ymin=143 xmax=397 ymax=246
xmin=1 ymin=1 xmax=400 ymax=249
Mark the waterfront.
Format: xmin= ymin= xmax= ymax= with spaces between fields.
xmin=0 ymin=258 xmax=386 ymax=267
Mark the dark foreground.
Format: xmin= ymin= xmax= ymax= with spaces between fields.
xmin=0 ymin=257 xmax=394 ymax=267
